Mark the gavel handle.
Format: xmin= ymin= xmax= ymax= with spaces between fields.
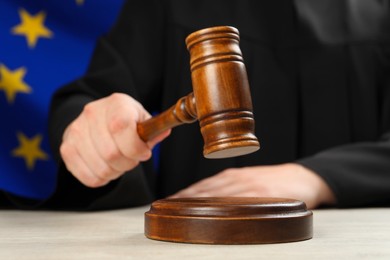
xmin=137 ymin=93 xmax=197 ymax=141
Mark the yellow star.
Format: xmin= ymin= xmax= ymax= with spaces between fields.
xmin=76 ymin=0 xmax=85 ymax=6
xmin=0 ymin=64 xmax=32 ymax=104
xmin=12 ymin=132 xmax=49 ymax=171
xmin=11 ymin=8 xmax=53 ymax=48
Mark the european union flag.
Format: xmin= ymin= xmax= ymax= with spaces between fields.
xmin=0 ymin=0 xmax=124 ymax=200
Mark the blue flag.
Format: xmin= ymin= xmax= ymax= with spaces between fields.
xmin=0 ymin=0 xmax=124 ymax=200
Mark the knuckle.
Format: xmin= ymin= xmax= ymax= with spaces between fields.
xmin=59 ymin=143 xmax=73 ymax=160
xmin=85 ymin=177 xmax=107 ymax=188
xmin=126 ymin=146 xmax=151 ymax=162
xmin=82 ymin=102 xmax=96 ymax=118
xmin=101 ymin=147 xmax=122 ymax=163
xmin=109 ymin=93 xmax=138 ymax=107
xmin=122 ymin=159 xmax=140 ymax=171
xmin=66 ymin=121 xmax=82 ymax=137
xmin=108 ymin=114 xmax=131 ymax=134
xmin=95 ymin=165 xmax=114 ymax=181
xmin=64 ymin=163 xmax=105 ymax=188
xmin=130 ymin=160 xmax=140 ymax=169
xmin=221 ymin=168 xmax=236 ymax=176
xmin=109 ymin=93 xmax=125 ymax=102
xmin=121 ymin=159 xmax=139 ymax=172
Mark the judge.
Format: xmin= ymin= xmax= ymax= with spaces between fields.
xmin=45 ymin=0 xmax=390 ymax=210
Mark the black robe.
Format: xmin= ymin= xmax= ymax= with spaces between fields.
xmin=16 ymin=0 xmax=390 ymax=210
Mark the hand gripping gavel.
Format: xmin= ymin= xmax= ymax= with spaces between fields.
xmin=137 ymin=26 xmax=260 ymax=158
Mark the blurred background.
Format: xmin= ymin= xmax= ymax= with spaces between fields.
xmin=0 ymin=0 xmax=124 ymax=200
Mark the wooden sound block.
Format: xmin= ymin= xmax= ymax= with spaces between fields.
xmin=144 ymin=197 xmax=313 ymax=244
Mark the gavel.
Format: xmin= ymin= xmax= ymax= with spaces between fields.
xmin=143 ymin=26 xmax=313 ymax=245
xmin=137 ymin=26 xmax=260 ymax=158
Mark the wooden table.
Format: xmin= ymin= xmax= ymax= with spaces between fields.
xmin=1 ymin=206 xmax=390 ymax=259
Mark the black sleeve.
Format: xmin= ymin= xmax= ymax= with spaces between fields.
xmin=298 ymin=135 xmax=390 ymax=207
xmin=298 ymin=46 xmax=390 ymax=208
xmin=45 ymin=0 xmax=166 ymax=210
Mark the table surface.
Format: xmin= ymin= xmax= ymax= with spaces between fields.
xmin=1 ymin=206 xmax=390 ymax=259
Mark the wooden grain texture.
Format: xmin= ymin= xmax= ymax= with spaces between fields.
xmin=137 ymin=26 xmax=260 ymax=158
xmin=144 ymin=197 xmax=313 ymax=244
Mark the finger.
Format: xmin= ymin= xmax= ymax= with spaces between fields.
xmin=85 ymin=103 xmax=138 ymax=173
xmin=107 ymin=102 xmax=152 ymax=162
xmin=60 ymin=141 xmax=108 ymax=188
xmin=77 ymin=129 xmax=122 ymax=183
xmin=69 ymin=113 xmax=122 ymax=184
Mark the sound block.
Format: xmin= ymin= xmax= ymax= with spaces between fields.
xmin=144 ymin=197 xmax=313 ymax=244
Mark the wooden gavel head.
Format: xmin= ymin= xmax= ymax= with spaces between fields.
xmin=186 ymin=26 xmax=259 ymax=158
xmin=138 ymin=26 xmax=260 ymax=158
